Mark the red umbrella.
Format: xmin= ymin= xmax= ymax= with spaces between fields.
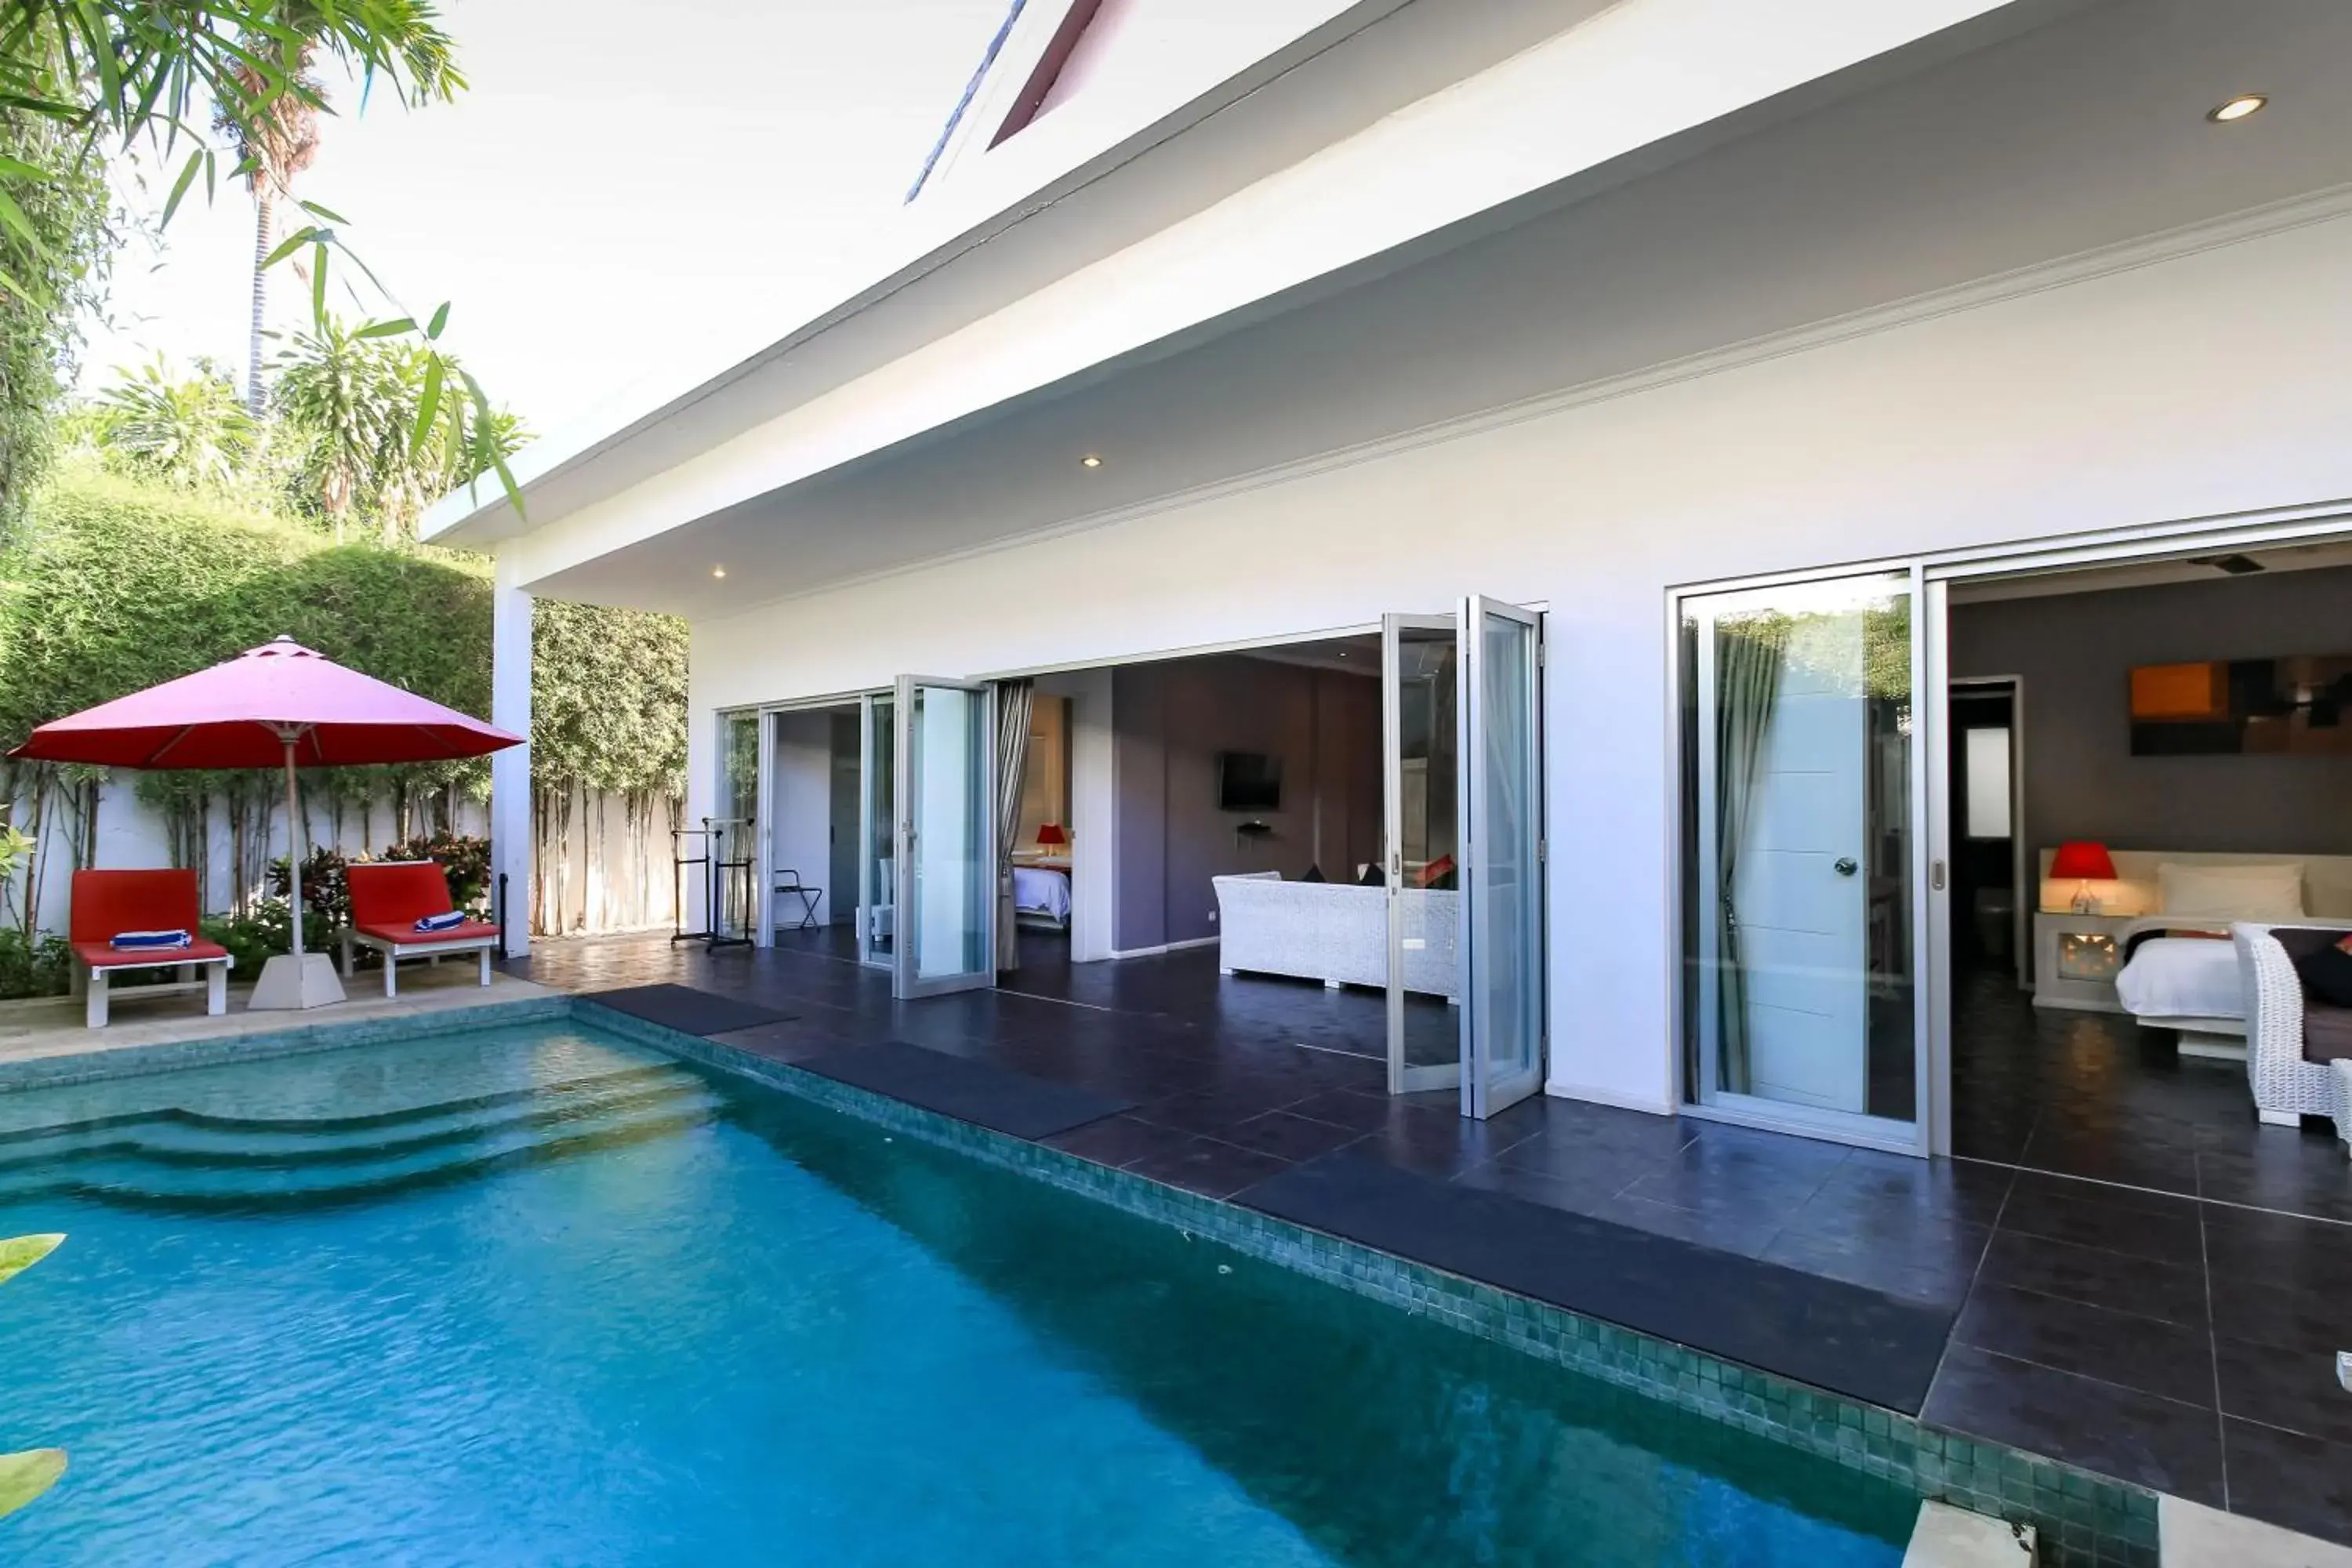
xmin=11 ymin=637 xmax=521 ymax=1008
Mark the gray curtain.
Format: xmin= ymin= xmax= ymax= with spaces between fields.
xmin=1712 ymin=617 xmax=1788 ymax=1095
xmin=993 ymin=679 xmax=1034 ymax=972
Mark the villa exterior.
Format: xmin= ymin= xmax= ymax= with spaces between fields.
xmin=426 ymin=0 xmax=2352 ymax=1159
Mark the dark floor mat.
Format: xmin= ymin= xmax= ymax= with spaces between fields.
xmin=586 ymin=985 xmax=795 ymax=1037
xmin=1238 ymin=1152 xmax=1956 ymax=1414
xmin=793 ymin=1040 xmax=1133 ymax=1140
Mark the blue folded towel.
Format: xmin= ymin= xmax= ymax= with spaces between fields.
xmin=412 ymin=911 xmax=468 ymax=934
xmin=109 ymin=929 xmax=192 ymax=951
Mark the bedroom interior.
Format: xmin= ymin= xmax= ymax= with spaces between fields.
xmin=1945 ymin=542 xmax=2352 ymax=1157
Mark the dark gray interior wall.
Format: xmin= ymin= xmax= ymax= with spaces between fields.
xmin=1950 ymin=564 xmax=2352 ymax=857
xmin=1112 ymin=654 xmax=1383 ymax=949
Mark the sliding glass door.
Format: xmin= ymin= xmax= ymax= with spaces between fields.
xmin=1680 ymin=570 xmax=1924 ymax=1148
xmin=891 ymin=676 xmax=996 ymax=999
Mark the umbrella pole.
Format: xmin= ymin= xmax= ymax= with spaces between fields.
xmin=282 ymin=737 xmax=303 ymax=960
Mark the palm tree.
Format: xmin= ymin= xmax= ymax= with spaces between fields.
xmin=274 ymin=319 xmax=528 ymax=543
xmin=91 ymin=358 xmax=256 ymax=490
xmin=216 ymin=3 xmax=463 ymax=416
xmin=271 ymin=318 xmax=395 ymax=539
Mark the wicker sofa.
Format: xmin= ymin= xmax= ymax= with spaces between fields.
xmin=1212 ymin=872 xmax=1460 ymax=999
xmin=2230 ymin=922 xmax=2352 ymax=1151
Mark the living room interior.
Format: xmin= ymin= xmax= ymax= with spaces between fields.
xmin=861 ymin=627 xmax=1483 ymax=1084
xmin=1943 ymin=541 xmax=2352 ymax=1176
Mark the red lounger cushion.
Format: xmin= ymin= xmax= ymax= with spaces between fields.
xmin=354 ymin=920 xmax=499 ymax=948
xmin=69 ymin=869 xmax=227 ymax=969
xmin=347 ymin=862 xmax=473 ymax=928
xmin=74 ymin=938 xmax=231 ymax=971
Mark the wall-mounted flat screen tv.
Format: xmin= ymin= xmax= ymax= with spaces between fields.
xmin=1217 ymin=751 xmax=1283 ymax=811
xmin=2129 ymin=654 xmax=2352 ymax=756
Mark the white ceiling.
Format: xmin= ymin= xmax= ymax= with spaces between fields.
xmin=539 ymin=0 xmax=2352 ymax=616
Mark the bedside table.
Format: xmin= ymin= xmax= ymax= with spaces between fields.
xmin=2032 ymin=910 xmax=2135 ymax=1011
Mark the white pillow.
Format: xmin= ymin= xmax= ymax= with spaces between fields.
xmin=2157 ymin=862 xmax=2305 ymax=922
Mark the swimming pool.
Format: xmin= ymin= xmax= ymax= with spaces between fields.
xmin=0 ymin=1018 xmax=1915 ymax=1564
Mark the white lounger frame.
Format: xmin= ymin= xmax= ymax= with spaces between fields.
xmin=339 ymin=929 xmax=495 ymax=997
xmin=71 ymin=953 xmax=231 ymax=1029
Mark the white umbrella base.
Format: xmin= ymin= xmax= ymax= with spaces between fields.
xmin=247 ymin=953 xmax=347 ymax=1011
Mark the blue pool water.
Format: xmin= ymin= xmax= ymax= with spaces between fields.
xmin=0 ymin=1022 xmax=1914 ymax=1564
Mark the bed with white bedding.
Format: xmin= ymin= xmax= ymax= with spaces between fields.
xmin=2114 ymin=933 xmax=2245 ymax=1055
xmin=2088 ymin=858 xmax=2352 ymax=1060
xmin=1011 ymin=866 xmax=1072 ymax=927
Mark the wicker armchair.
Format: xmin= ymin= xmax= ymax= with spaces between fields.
xmin=2231 ymin=921 xmax=2352 ymax=1147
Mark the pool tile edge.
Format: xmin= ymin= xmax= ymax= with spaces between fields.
xmin=581 ymin=1000 xmax=2159 ymax=1568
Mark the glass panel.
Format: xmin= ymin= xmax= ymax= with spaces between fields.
xmin=1385 ymin=616 xmax=1461 ymax=1095
xmin=712 ymin=711 xmax=760 ymax=942
xmin=1963 ymin=727 xmax=2011 ymax=839
xmin=898 ymin=680 xmax=994 ymax=994
xmin=1466 ymin=600 xmax=1544 ymax=1117
xmin=1681 ymin=572 xmax=1916 ymax=1127
xmin=862 ymin=695 xmax=895 ymax=966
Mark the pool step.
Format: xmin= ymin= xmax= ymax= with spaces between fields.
xmin=0 ymin=1080 xmax=725 ymax=1211
xmin=0 ymin=1062 xmax=687 ymax=1163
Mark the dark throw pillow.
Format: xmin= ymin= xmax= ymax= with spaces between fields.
xmin=1300 ymin=863 xmax=1327 ymax=884
xmin=2292 ymin=934 xmax=2352 ymax=1009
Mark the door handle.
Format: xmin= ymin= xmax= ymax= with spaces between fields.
xmin=1834 ymin=857 xmax=1859 ymax=877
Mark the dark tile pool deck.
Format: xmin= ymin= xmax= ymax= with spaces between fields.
xmin=515 ymin=930 xmax=2352 ymax=1548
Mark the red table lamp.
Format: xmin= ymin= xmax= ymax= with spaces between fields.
xmin=1036 ymin=823 xmax=1069 ymax=853
xmin=2049 ymin=840 xmax=2116 ymax=913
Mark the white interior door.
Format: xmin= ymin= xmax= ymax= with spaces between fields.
xmin=1733 ymin=609 xmax=1871 ymax=1113
xmin=892 ymin=676 xmax=996 ymax=999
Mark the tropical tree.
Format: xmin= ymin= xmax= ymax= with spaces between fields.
xmin=273 ymin=318 xmax=524 ymax=543
xmin=269 ymin=317 xmax=391 ymax=535
xmin=0 ymin=2 xmax=517 ymax=513
xmin=209 ymin=2 xmax=460 ymax=414
xmin=89 ymin=357 xmax=254 ymax=491
xmin=0 ymin=106 xmax=110 ymax=546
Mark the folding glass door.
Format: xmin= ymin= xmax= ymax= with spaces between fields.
xmin=1462 ymin=597 xmax=1545 ymax=1118
xmin=857 ymin=691 xmax=895 ymax=970
xmin=1679 ymin=569 xmax=1926 ymax=1150
xmin=1381 ymin=601 xmax=1548 ymax=1116
xmin=891 ymin=676 xmax=997 ymax=999
xmin=1382 ymin=614 xmax=1461 ymax=1094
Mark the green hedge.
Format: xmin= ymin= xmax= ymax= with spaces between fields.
xmin=0 ymin=464 xmax=686 ymax=817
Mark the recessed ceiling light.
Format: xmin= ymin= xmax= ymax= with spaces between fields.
xmin=1080 ymin=455 xmax=1103 ymax=469
xmin=711 ymin=565 xmax=727 ymax=579
xmin=2208 ymin=93 xmax=2268 ymax=124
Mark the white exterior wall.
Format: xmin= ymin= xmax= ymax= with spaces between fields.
xmin=685 ymin=212 xmax=2352 ymax=1111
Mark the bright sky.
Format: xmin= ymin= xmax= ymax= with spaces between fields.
xmin=78 ymin=0 xmax=1009 ymax=434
